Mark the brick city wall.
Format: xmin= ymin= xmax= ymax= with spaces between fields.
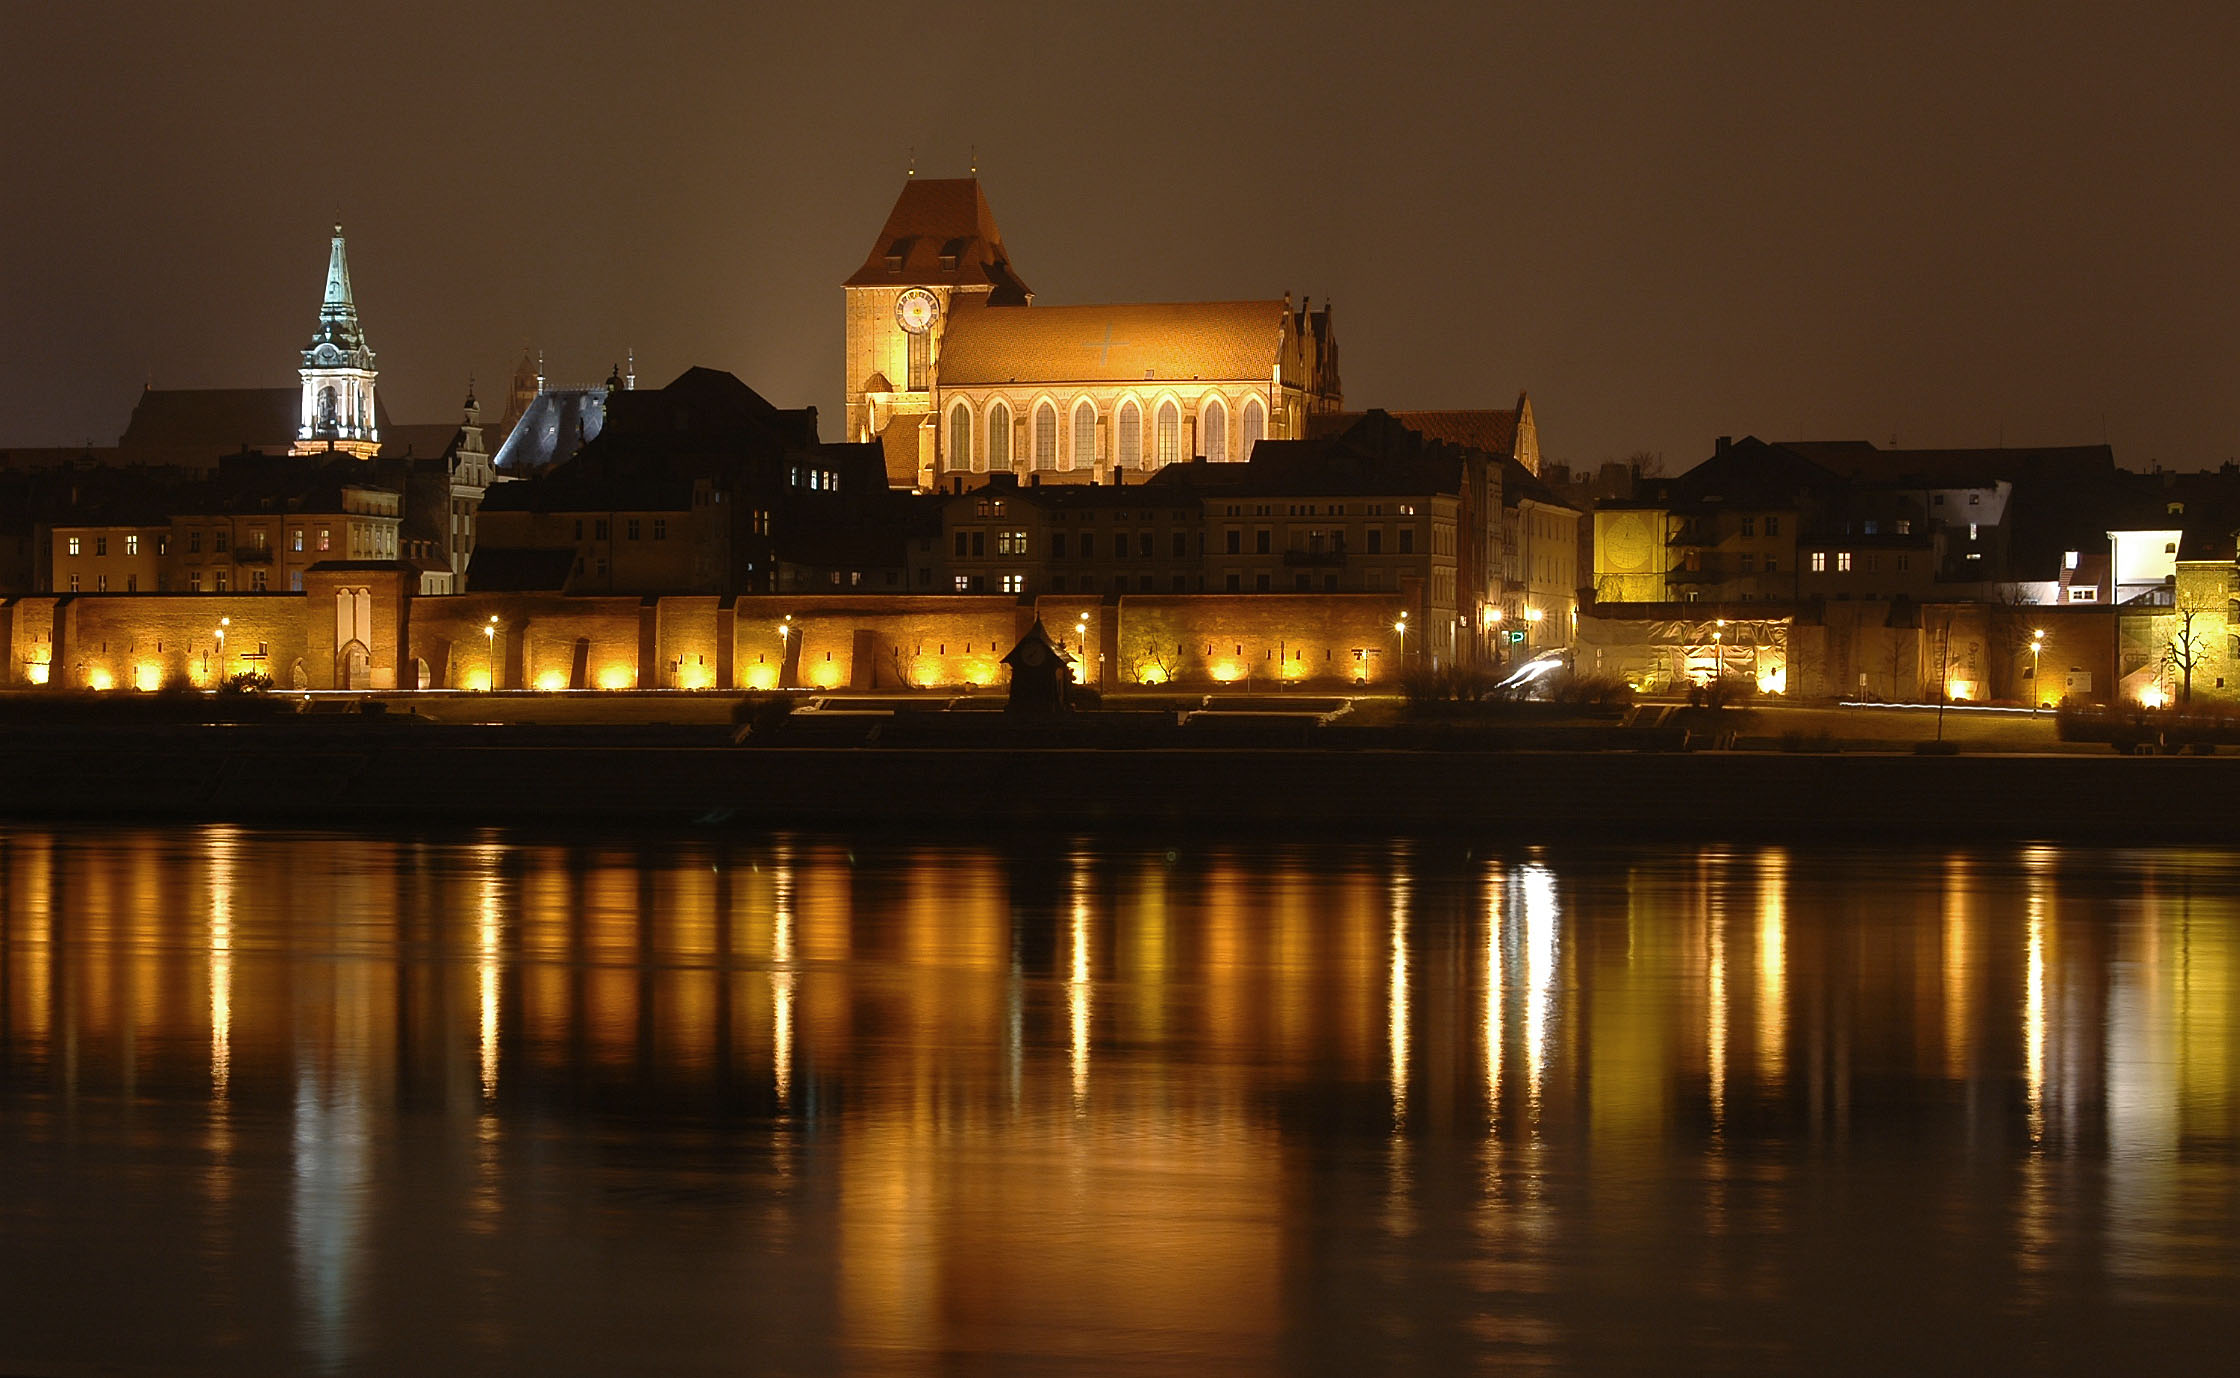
xmin=5 ymin=593 xmax=311 ymax=690
xmin=5 ymin=587 xmax=1418 ymax=693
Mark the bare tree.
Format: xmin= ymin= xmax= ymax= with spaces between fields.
xmin=1135 ymin=640 xmax=1179 ymax=686
xmin=1984 ymin=584 xmax=2041 ymax=702
xmin=2167 ymin=598 xmax=2208 ymax=704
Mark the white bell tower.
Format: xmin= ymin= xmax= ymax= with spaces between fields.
xmin=293 ymin=223 xmax=380 ymax=458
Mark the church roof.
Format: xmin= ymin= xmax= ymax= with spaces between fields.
xmin=935 ymin=299 xmax=1290 ymax=387
xmin=117 ymin=387 xmax=304 ymax=453
xmin=844 ymin=178 xmax=1032 ymax=301
xmin=305 ymin=225 xmax=373 ymax=365
xmin=490 ymin=388 xmax=608 ymax=477
xmin=874 ymin=416 xmax=924 ymax=488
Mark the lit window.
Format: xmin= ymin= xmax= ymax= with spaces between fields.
xmin=989 ymin=401 xmax=1012 ymax=470
xmin=66 ymin=536 xmax=79 ymax=556
xmin=1836 ymin=551 xmax=1852 ymax=572
xmin=1155 ymin=400 xmax=1180 ymax=466
xmin=292 ymin=529 xmax=303 ymax=552
xmin=1969 ymin=523 xmax=1979 ymax=540
xmin=1070 ymin=400 xmax=1095 ymax=471
xmin=953 ymin=574 xmax=970 ymax=592
xmin=2064 ymin=550 xmax=2080 ymax=569
xmin=1241 ymin=398 xmax=1266 ymax=453
xmin=68 ymin=573 xmax=78 ymax=591
xmin=1810 ymin=551 xmax=1827 ymax=572
xmin=124 ymin=534 xmax=138 ymax=556
xmin=318 ymin=528 xmax=330 ymax=551
xmin=1117 ymin=400 xmax=1142 ymax=469
xmin=1000 ymin=573 xmax=1024 ymax=593
xmin=949 ymin=403 xmax=975 ymax=472
xmin=1033 ymin=401 xmax=1057 ymax=469
xmin=1202 ymin=398 xmax=1227 ymax=462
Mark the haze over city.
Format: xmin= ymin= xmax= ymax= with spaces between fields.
xmin=6 ymin=0 xmax=2237 ymax=466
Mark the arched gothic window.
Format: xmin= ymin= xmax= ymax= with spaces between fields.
xmin=1154 ymin=401 xmax=1180 ymax=467
xmin=1241 ymin=397 xmax=1267 ymax=455
xmin=1033 ymin=401 xmax=1058 ymax=469
xmin=988 ymin=401 xmax=1011 ymax=471
xmin=949 ymin=403 xmax=974 ymax=472
xmin=1070 ymin=400 xmax=1097 ymax=471
xmin=1117 ymin=400 xmax=1143 ymax=469
xmin=1201 ymin=398 xmax=1228 ymax=463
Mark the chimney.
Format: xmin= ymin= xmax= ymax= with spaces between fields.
xmin=1716 ymin=436 xmax=1733 ymax=456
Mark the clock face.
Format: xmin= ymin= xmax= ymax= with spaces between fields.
xmin=895 ymin=288 xmax=940 ymax=335
xmin=1602 ymin=513 xmax=1653 ymax=572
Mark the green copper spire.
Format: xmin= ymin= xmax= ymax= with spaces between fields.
xmin=304 ymin=222 xmax=373 ymax=368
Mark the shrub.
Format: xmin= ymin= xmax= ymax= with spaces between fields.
xmin=219 ymin=671 xmax=273 ymax=695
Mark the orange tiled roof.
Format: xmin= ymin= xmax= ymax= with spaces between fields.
xmin=936 ymin=299 xmax=1287 ymax=387
xmin=844 ymin=178 xmax=1031 ymax=300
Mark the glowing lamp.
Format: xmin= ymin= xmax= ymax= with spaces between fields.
xmin=535 ymin=670 xmax=568 ymax=692
xmin=2139 ymin=685 xmax=2166 ymax=709
xmin=595 ymin=665 xmax=635 ymax=690
xmin=134 ymin=663 xmax=162 ymax=692
xmin=744 ymin=664 xmax=779 ymax=691
xmin=1526 ymin=607 xmax=1545 ymax=623
xmin=25 ymin=661 xmax=51 ymax=686
xmin=1212 ymin=661 xmax=1244 ymax=683
xmin=86 ymin=667 xmax=115 ymax=691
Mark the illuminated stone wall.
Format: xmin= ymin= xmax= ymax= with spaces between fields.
xmin=6 ymin=587 xmax=1426 ymax=695
xmin=410 ymin=593 xmax=645 ymax=691
xmin=1109 ymin=594 xmax=1412 ymax=687
xmin=5 ymin=592 xmax=312 ymax=690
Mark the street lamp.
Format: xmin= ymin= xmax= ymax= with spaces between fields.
xmin=214 ymin=617 xmax=229 ymax=685
xmin=2030 ymin=628 xmax=2045 ymax=712
xmin=1394 ymin=611 xmax=1408 ymax=673
xmin=483 ymin=614 xmax=499 ymax=690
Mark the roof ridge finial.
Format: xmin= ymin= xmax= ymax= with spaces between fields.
xmin=969 ymin=144 xmax=977 ymax=177
xmin=907 ymin=145 xmax=915 ymax=178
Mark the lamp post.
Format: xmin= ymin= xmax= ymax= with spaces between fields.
xmin=214 ymin=617 xmax=229 ymax=686
xmin=1525 ymin=605 xmax=1544 ymax=654
xmin=2031 ymin=628 xmax=2045 ymax=712
xmin=483 ymin=614 xmax=499 ymax=691
xmin=1484 ymin=605 xmax=1502 ymax=668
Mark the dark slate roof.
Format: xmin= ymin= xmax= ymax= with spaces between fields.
xmin=118 ymin=387 xmax=302 ymax=453
xmin=1162 ymin=411 xmax=1482 ymax=501
xmin=1311 ymin=408 xmax=1520 ymax=458
xmin=844 ymin=178 xmax=1032 ymax=302
xmin=1774 ymin=440 xmax=2115 ymax=488
xmin=490 ymin=388 xmax=606 ymax=477
xmin=466 ymin=546 xmax=576 ymax=592
xmin=377 ymin=423 xmax=463 ymax=461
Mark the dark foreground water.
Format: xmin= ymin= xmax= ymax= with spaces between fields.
xmin=1 ymin=827 xmax=2235 ymax=1375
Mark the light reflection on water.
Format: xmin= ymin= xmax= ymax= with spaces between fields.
xmin=1 ymin=825 xmax=2237 ymax=1375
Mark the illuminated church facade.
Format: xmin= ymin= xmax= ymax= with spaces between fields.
xmin=843 ymin=178 xmax=1342 ymax=490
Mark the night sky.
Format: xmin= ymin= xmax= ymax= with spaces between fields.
xmin=4 ymin=1 xmax=2235 ymax=469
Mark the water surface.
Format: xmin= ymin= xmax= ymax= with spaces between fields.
xmin=2 ymin=826 xmax=2235 ymax=1374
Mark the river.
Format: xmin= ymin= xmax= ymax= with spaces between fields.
xmin=1 ymin=826 xmax=2234 ymax=1374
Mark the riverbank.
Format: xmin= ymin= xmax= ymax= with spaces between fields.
xmin=0 ymin=717 xmax=2227 ymax=838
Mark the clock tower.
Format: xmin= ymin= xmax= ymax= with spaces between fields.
xmin=842 ymin=177 xmax=1030 ymax=484
xmin=293 ymin=223 xmax=381 ymax=459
